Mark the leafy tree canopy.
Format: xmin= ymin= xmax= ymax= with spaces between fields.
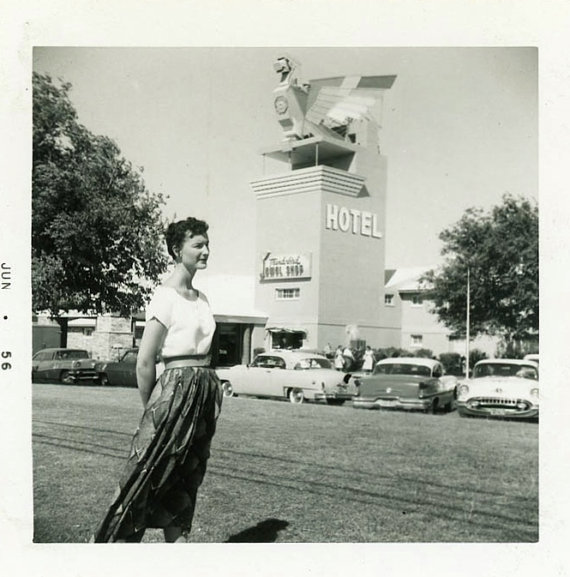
xmin=33 ymin=72 xmax=170 ymax=317
xmin=422 ymin=194 xmax=538 ymax=341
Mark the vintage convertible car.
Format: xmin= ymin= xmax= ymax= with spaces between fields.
xmin=215 ymin=350 xmax=356 ymax=404
xmin=352 ymin=357 xmax=457 ymax=413
xmin=456 ymin=358 xmax=539 ymax=420
xmin=32 ymin=348 xmax=98 ymax=384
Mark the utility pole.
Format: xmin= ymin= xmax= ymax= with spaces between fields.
xmin=465 ymin=266 xmax=470 ymax=379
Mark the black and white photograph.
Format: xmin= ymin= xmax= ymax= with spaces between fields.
xmin=1 ymin=2 xmax=568 ymax=576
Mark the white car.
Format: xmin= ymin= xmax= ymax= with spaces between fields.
xmin=456 ymin=358 xmax=539 ymax=420
xmin=523 ymin=353 xmax=539 ymax=365
xmin=216 ymin=350 xmax=357 ymax=405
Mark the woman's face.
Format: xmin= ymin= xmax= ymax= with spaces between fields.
xmin=177 ymin=232 xmax=209 ymax=271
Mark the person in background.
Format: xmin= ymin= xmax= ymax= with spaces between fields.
xmin=362 ymin=345 xmax=376 ymax=373
xmin=323 ymin=342 xmax=332 ymax=359
xmin=342 ymin=345 xmax=354 ymax=372
xmin=334 ymin=346 xmax=344 ymax=371
xmin=92 ymin=216 xmax=222 ymax=543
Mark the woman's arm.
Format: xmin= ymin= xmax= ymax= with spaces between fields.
xmin=136 ymin=318 xmax=167 ymax=407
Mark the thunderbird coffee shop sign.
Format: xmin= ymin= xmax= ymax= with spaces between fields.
xmin=261 ymin=253 xmax=312 ymax=281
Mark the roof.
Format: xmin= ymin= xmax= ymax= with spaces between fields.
xmin=35 ymin=348 xmax=88 ymax=353
xmin=384 ymin=267 xmax=435 ymax=292
xmin=376 ymin=356 xmax=440 ymax=367
xmin=260 ymin=349 xmax=327 ymax=360
xmin=68 ymin=318 xmax=96 ymax=328
xmin=132 ymin=274 xmax=268 ymax=324
xmin=475 ymin=358 xmax=538 ymax=367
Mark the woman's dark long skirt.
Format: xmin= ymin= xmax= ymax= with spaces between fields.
xmin=93 ymin=367 xmax=222 ymax=542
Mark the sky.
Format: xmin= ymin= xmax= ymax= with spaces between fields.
xmin=32 ymin=47 xmax=538 ymax=280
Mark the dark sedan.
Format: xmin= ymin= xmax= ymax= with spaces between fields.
xmin=95 ymin=349 xmax=139 ymax=387
xmin=352 ymin=357 xmax=457 ymax=413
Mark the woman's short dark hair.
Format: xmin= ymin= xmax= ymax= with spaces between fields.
xmin=165 ymin=217 xmax=209 ymax=260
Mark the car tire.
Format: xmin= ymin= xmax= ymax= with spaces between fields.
xmin=444 ymin=398 xmax=455 ymax=413
xmin=326 ymin=399 xmax=345 ymax=406
xmin=222 ymin=381 xmax=234 ymax=398
xmin=424 ymin=398 xmax=438 ymax=414
xmin=60 ymin=370 xmax=74 ymax=385
xmin=288 ymin=388 xmax=305 ymax=404
xmin=100 ymin=374 xmax=110 ymax=387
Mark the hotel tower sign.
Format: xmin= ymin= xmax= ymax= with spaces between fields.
xmin=253 ymin=55 xmax=396 ymax=350
xmin=325 ymin=203 xmax=382 ymax=238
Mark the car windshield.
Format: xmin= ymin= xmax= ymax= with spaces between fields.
xmin=473 ymin=363 xmax=538 ymax=380
xmin=251 ymin=356 xmax=286 ymax=369
xmin=373 ymin=363 xmax=431 ymax=377
xmin=54 ymin=350 xmax=89 ymax=360
xmin=121 ymin=351 xmax=138 ymax=363
xmin=294 ymin=358 xmax=332 ymax=370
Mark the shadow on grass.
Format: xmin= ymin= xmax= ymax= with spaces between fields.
xmin=225 ymin=518 xmax=289 ymax=542
xmin=32 ymin=420 xmax=537 ymax=541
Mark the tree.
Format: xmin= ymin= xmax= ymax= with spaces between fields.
xmin=422 ymin=195 xmax=538 ymax=344
xmin=32 ymin=72 xmax=170 ymax=317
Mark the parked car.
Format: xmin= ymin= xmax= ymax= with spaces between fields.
xmin=352 ymin=357 xmax=457 ymax=413
xmin=95 ymin=348 xmax=139 ymax=387
xmin=215 ymin=350 xmax=357 ymax=404
xmin=456 ymin=358 xmax=539 ymax=420
xmin=523 ymin=353 xmax=539 ymax=366
xmin=32 ymin=348 xmax=98 ymax=384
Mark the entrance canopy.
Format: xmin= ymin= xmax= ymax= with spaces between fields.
xmin=266 ymin=327 xmax=307 ymax=337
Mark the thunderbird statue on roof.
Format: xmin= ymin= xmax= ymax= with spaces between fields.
xmin=272 ymin=55 xmax=396 ymax=144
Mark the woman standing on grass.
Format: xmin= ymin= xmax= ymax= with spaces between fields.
xmin=92 ymin=216 xmax=222 ymax=543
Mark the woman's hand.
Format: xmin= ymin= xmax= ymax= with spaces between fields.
xmin=136 ymin=318 xmax=167 ymax=407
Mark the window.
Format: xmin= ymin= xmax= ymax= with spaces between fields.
xmin=55 ymin=350 xmax=89 ymax=360
xmin=410 ymin=334 xmax=423 ymax=347
xmin=384 ymin=294 xmax=394 ymax=306
xmin=276 ymin=288 xmax=300 ymax=300
xmin=120 ymin=351 xmax=138 ymax=363
xmin=373 ymin=362 xmax=430 ymax=377
xmin=294 ymin=357 xmax=333 ymax=370
xmin=411 ymin=294 xmax=423 ymax=307
xmin=251 ymin=355 xmax=286 ymax=369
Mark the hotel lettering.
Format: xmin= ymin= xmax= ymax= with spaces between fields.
xmin=325 ymin=203 xmax=382 ymax=239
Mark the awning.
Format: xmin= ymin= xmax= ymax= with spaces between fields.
xmin=266 ymin=327 xmax=307 ymax=337
xmin=68 ymin=318 xmax=96 ymax=328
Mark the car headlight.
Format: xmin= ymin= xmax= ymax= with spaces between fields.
xmin=458 ymin=384 xmax=469 ymax=397
xmin=530 ymin=388 xmax=539 ymax=399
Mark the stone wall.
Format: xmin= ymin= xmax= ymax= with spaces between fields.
xmin=65 ymin=315 xmax=135 ymax=360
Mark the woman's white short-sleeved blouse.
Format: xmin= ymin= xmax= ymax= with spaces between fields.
xmin=145 ymin=286 xmax=216 ymax=358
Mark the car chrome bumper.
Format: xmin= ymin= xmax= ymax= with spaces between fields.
xmin=313 ymin=392 xmax=354 ymax=401
xmin=352 ymin=397 xmax=430 ymax=410
xmin=69 ymin=370 xmax=98 ymax=380
xmin=456 ymin=402 xmax=538 ymax=419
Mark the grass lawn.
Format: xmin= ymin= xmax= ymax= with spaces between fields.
xmin=32 ymin=383 xmax=538 ymax=543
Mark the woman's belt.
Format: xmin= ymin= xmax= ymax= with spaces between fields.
xmin=163 ymin=354 xmax=210 ymax=369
